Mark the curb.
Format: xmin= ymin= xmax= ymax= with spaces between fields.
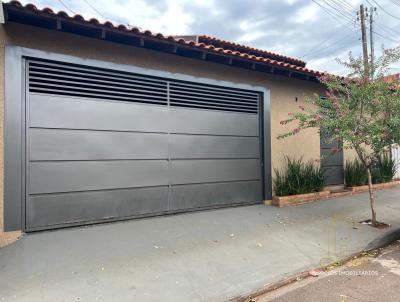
xmin=230 ymin=235 xmax=400 ymax=302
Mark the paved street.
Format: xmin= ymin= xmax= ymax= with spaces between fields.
xmin=1 ymin=187 xmax=400 ymax=302
xmin=257 ymin=241 xmax=400 ymax=302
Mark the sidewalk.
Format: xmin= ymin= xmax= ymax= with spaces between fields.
xmin=1 ymin=187 xmax=400 ymax=302
xmin=256 ymin=241 xmax=400 ymax=302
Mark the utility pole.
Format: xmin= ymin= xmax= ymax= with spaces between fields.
xmin=369 ymin=6 xmax=376 ymax=78
xmin=359 ymin=4 xmax=369 ymax=77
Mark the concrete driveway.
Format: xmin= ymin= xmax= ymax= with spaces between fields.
xmin=1 ymin=187 xmax=400 ymax=302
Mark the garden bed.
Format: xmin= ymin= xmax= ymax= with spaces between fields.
xmin=272 ymin=191 xmax=330 ymax=207
xmin=272 ymin=180 xmax=400 ymax=207
xmin=348 ymin=180 xmax=400 ymax=193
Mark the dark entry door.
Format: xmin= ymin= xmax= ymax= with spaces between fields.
xmin=320 ymin=137 xmax=344 ymax=186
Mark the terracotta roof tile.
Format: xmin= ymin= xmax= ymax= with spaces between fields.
xmin=198 ymin=35 xmax=306 ymax=67
xmin=4 ymin=1 xmax=326 ymax=78
xmin=42 ymin=7 xmax=53 ymax=14
xmin=384 ymin=74 xmax=400 ymax=82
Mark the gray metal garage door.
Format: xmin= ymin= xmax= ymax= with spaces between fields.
xmin=25 ymin=58 xmax=263 ymax=230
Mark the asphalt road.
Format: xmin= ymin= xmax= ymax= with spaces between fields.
xmin=257 ymin=241 xmax=400 ymax=302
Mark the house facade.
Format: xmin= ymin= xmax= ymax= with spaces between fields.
xmin=0 ymin=1 xmax=355 ymax=242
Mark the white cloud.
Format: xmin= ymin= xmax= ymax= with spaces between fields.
xmin=143 ymin=0 xmax=194 ymax=34
xmin=239 ymin=19 xmax=268 ymax=31
xmin=190 ymin=0 xmax=214 ymax=8
xmin=284 ymin=0 xmax=300 ymax=5
xmin=237 ymin=31 xmax=267 ymax=44
xmin=94 ymin=0 xmax=194 ymax=35
xmin=293 ymin=2 xmax=319 ymax=24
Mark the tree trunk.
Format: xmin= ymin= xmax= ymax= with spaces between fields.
xmin=366 ymin=168 xmax=377 ymax=226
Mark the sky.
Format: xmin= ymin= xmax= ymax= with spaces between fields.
xmin=16 ymin=0 xmax=400 ymax=75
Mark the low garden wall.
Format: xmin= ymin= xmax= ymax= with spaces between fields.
xmin=271 ymin=180 xmax=400 ymax=207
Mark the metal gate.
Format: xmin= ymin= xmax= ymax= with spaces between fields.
xmin=320 ymin=137 xmax=344 ymax=186
xmin=392 ymin=146 xmax=400 ymax=179
xmin=25 ymin=58 xmax=263 ymax=230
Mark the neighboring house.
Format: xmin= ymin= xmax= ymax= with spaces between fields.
xmin=384 ymin=73 xmax=400 ymax=179
xmin=392 ymin=146 xmax=400 ymax=179
xmin=383 ymin=73 xmax=400 ymax=83
xmin=0 ymin=1 xmax=355 ymax=240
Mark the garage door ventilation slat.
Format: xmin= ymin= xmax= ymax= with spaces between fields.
xmin=28 ymin=59 xmax=168 ymax=106
xmin=169 ymin=83 xmax=259 ymax=114
xmin=27 ymin=58 xmax=260 ymax=113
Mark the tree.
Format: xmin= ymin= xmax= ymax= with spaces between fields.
xmin=278 ymin=47 xmax=400 ymax=226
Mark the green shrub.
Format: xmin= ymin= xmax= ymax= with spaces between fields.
xmin=345 ymin=159 xmax=368 ymax=187
xmin=345 ymin=155 xmax=397 ymax=186
xmin=273 ymin=157 xmax=325 ymax=196
xmin=372 ymin=154 xmax=397 ymax=184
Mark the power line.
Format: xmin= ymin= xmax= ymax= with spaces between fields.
xmin=303 ymin=29 xmax=360 ymax=60
xmin=334 ymin=0 xmax=356 ymax=12
xmin=374 ymin=22 xmax=400 ymax=37
xmin=364 ymin=2 xmax=400 ymax=43
xmin=299 ymin=21 xmax=358 ymax=59
xmin=365 ymin=0 xmax=374 ymax=7
xmin=57 ymin=0 xmax=75 ymax=15
xmin=304 ymin=0 xmax=359 ymax=60
xmin=390 ymin=0 xmax=400 ymax=8
xmin=307 ymin=40 xmax=356 ymax=62
xmin=82 ymin=0 xmax=107 ymax=20
xmin=373 ymin=30 xmax=399 ymax=43
xmin=311 ymin=0 xmax=356 ymax=29
xmin=323 ymin=0 xmax=355 ymax=21
xmin=370 ymin=0 xmax=400 ymax=21
xmin=320 ymin=0 xmax=355 ymax=23
xmin=59 ymin=0 xmax=129 ymax=29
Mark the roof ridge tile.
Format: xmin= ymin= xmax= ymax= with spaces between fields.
xmin=198 ymin=34 xmax=305 ymax=66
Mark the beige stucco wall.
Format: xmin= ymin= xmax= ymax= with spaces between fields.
xmin=0 ymin=22 xmax=329 ymax=238
xmin=344 ymin=148 xmax=358 ymax=164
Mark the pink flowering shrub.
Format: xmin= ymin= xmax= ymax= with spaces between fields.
xmin=277 ymin=47 xmax=400 ymax=226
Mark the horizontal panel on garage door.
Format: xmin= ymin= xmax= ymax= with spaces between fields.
xmin=30 ymin=129 xmax=168 ymax=160
xmin=29 ymin=161 xmax=169 ymax=194
xmin=27 ymin=186 xmax=169 ymax=230
xmin=29 ymin=94 xmax=169 ymax=133
xmin=24 ymin=58 xmax=263 ymax=230
xmin=169 ymin=107 xmax=259 ymax=136
xmin=170 ymin=135 xmax=259 ymax=159
xmin=171 ymin=159 xmax=261 ymax=185
xmin=170 ymin=181 xmax=262 ymax=210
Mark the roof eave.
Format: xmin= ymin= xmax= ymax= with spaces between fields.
xmin=2 ymin=2 xmax=323 ymax=83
